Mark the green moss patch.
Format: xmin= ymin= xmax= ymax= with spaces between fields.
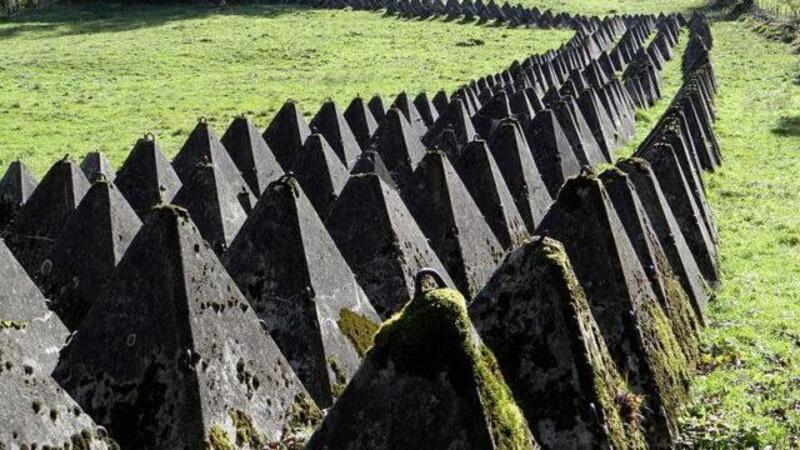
xmin=337 ymin=309 xmax=379 ymax=358
xmin=207 ymin=425 xmax=233 ymax=450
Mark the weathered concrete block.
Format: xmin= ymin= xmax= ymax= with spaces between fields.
xmin=293 ymin=133 xmax=350 ymax=219
xmin=115 ymin=134 xmax=182 ymax=218
xmin=488 ymin=119 xmax=552 ymax=231
xmin=172 ymin=162 xmax=248 ymax=255
xmin=325 ymin=172 xmax=453 ymax=318
xmin=221 ymin=116 xmax=283 ymax=197
xmin=39 ymin=180 xmax=142 ymax=331
xmin=310 ymin=100 xmax=363 ymax=168
xmin=79 ymin=151 xmax=116 ymax=183
xmin=392 ymin=92 xmax=429 ymax=137
xmin=536 ymin=173 xmax=692 ymax=448
xmin=224 ymin=175 xmax=380 ymax=408
xmin=451 ymin=140 xmax=528 ymax=249
xmin=344 ymin=96 xmax=379 ymax=151
xmin=0 ymin=160 xmax=37 ymax=233
xmin=54 ymin=205 xmax=318 ymax=449
xmin=262 ymin=100 xmax=312 ymax=172
xmin=471 ymin=237 xmax=647 ymax=450
xmin=307 ymin=285 xmax=538 ymax=450
xmin=370 ymin=107 xmax=427 ymax=190
xmin=402 ymin=150 xmax=504 ymax=298
xmin=523 ymin=109 xmax=581 ymax=198
xmin=5 ymin=158 xmax=90 ymax=278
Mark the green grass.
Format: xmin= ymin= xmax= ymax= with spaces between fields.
xmin=756 ymin=0 xmax=800 ymax=17
xmin=0 ymin=3 xmax=571 ymax=175
xmin=518 ymin=0 xmax=706 ymax=15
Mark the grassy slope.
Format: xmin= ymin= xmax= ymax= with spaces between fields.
xmin=0 ymin=3 xmax=570 ymax=174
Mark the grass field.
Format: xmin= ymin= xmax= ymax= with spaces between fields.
xmin=2 ymin=1 xmax=800 ymax=447
xmin=0 ymin=3 xmax=571 ymax=174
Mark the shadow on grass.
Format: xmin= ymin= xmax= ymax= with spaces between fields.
xmin=772 ymin=116 xmax=800 ymax=136
xmin=0 ymin=1 xmax=305 ymax=38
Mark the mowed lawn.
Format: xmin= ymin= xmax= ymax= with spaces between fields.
xmin=0 ymin=3 xmax=571 ymax=174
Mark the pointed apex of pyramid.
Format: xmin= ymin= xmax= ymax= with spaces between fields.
xmin=6 ymin=158 xmax=90 ymax=276
xmin=173 ymin=120 xmax=252 ymax=197
xmin=392 ymin=91 xmax=428 ymax=137
xmin=471 ymin=237 xmax=648 ymax=449
xmin=225 ymin=172 xmax=380 ymax=408
xmin=294 ymin=133 xmax=351 ymax=218
xmin=368 ymin=95 xmax=388 ymax=124
xmin=404 ymin=151 xmax=504 ymax=298
xmin=221 ymin=116 xmax=282 ymax=197
xmin=54 ymin=201 xmax=318 ymax=449
xmin=172 ymin=162 xmax=248 ymax=255
xmin=413 ymin=91 xmax=439 ymax=128
xmin=0 ymin=160 xmax=38 ymax=231
xmin=344 ymin=96 xmax=379 ymax=150
xmin=116 ymin=134 xmax=182 ymax=218
xmin=39 ymin=180 xmax=142 ymax=330
xmin=308 ymin=284 xmax=537 ymax=450
xmin=1 ymin=239 xmax=70 ymax=373
xmin=80 ymin=151 xmax=116 ymax=183
xmin=263 ymin=100 xmax=313 ymax=171
xmin=310 ymin=100 xmax=362 ymax=168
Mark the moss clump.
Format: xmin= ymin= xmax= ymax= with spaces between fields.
xmin=0 ymin=320 xmax=28 ymax=330
xmin=281 ymin=392 xmax=324 ymax=443
xmin=375 ymin=288 xmax=534 ymax=449
xmin=327 ymin=357 xmax=347 ymax=398
xmin=207 ymin=425 xmax=233 ymax=450
xmin=337 ymin=309 xmax=379 ymax=357
xmin=230 ymin=409 xmax=264 ymax=448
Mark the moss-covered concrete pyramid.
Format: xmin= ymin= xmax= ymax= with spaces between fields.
xmin=1 ymin=239 xmax=69 ymax=373
xmin=223 ymin=175 xmax=380 ymax=408
xmin=307 ymin=284 xmax=538 ymax=450
xmin=53 ymin=205 xmax=318 ymax=449
xmin=535 ymin=173 xmax=691 ymax=448
xmin=471 ymin=237 xmax=647 ymax=450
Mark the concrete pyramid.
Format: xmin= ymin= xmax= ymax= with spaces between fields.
xmin=223 ymin=175 xmax=381 ymax=408
xmin=368 ymin=95 xmax=388 ymax=123
xmin=392 ymin=92 xmax=428 ymax=137
xmin=370 ymin=107 xmax=427 ymax=190
xmin=5 ymin=158 xmax=90 ymax=277
xmin=344 ymin=96 xmax=379 ymax=150
xmin=450 ymin=140 xmax=528 ymax=250
xmin=535 ymin=173 xmax=691 ymax=448
xmin=471 ymin=237 xmax=648 ymax=450
xmin=488 ymin=119 xmax=552 ymax=231
xmin=424 ymin=98 xmax=478 ymax=151
xmin=599 ymin=167 xmax=702 ymax=362
xmin=413 ymin=91 xmax=439 ymax=128
xmin=637 ymin=142 xmax=719 ymax=285
xmin=115 ymin=134 xmax=183 ymax=218
xmin=325 ymin=172 xmax=452 ymax=318
xmin=307 ymin=286 xmax=537 ymax=450
xmin=0 ymin=160 xmax=37 ymax=232
xmin=577 ymin=88 xmax=619 ymax=160
xmin=220 ymin=116 xmax=283 ymax=196
xmin=0 ymin=336 xmax=113 ymax=449
xmin=0 ymin=239 xmax=69 ymax=373
xmin=524 ymin=109 xmax=582 ymax=198
xmin=39 ymin=180 xmax=142 ymax=331
xmin=53 ymin=205 xmax=319 ymax=449
xmin=262 ymin=100 xmax=312 ymax=171
xmin=555 ymin=98 xmax=608 ymax=166
xmin=172 ymin=119 xmax=254 ymax=200
xmin=172 ymin=162 xmax=248 ymax=255
xmin=310 ymin=100 xmax=363 ymax=168
xmin=402 ymin=150 xmax=504 ymax=298
xmin=617 ymin=157 xmax=709 ymax=323
xmin=293 ymin=133 xmax=351 ymax=219
xmin=432 ymin=90 xmax=449 ymax=113
xmin=79 ymin=151 xmax=116 ymax=183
